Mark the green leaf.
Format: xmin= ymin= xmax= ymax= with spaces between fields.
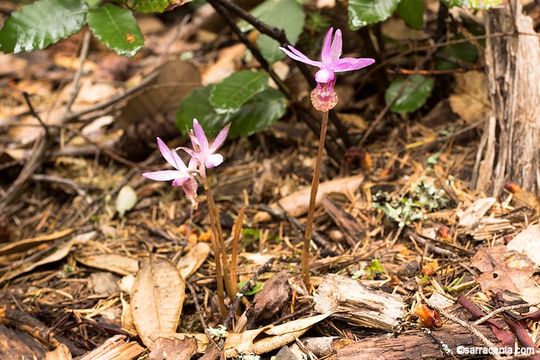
xmin=209 ymin=71 xmax=269 ymax=114
xmin=176 ymin=86 xmax=286 ymax=138
xmin=87 ymin=4 xmax=144 ymax=57
xmin=436 ymin=41 xmax=478 ymax=70
xmin=133 ymin=0 xmax=169 ymax=13
xmin=237 ymin=281 xmax=264 ymax=296
xmin=239 ymin=0 xmax=305 ymax=63
xmin=385 ymin=75 xmax=434 ymax=113
xmin=397 ymin=0 xmax=424 ymax=30
xmin=348 ymin=0 xmax=400 ymax=30
xmin=0 ymin=0 xmax=87 ymax=53
xmin=442 ymin=0 xmax=502 ymax=8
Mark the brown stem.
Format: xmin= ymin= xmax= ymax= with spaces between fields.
xmin=230 ymin=207 xmax=245 ymax=297
xmin=202 ymin=177 xmax=226 ymax=318
xmin=302 ymin=110 xmax=329 ymax=290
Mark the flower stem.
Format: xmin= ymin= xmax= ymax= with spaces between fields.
xmin=202 ymin=177 xmax=226 ymax=318
xmin=302 ymin=110 xmax=329 ymax=290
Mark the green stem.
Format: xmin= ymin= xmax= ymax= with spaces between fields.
xmin=302 ymin=110 xmax=329 ymax=290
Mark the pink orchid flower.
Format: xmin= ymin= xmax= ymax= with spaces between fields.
xmin=181 ymin=119 xmax=230 ymax=179
xmin=280 ymin=27 xmax=375 ymax=111
xmin=143 ymin=137 xmax=198 ymax=208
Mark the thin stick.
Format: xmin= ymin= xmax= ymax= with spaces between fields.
xmin=302 ymin=110 xmax=329 ymax=290
xmin=21 ymin=92 xmax=48 ymax=136
xmin=65 ymin=30 xmax=91 ymax=113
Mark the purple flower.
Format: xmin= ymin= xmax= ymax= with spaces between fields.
xmin=143 ymin=137 xmax=198 ymax=208
xmin=181 ymin=119 xmax=230 ymax=179
xmin=280 ymin=27 xmax=375 ymax=111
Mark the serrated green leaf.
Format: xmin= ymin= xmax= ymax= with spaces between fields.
xmin=385 ymin=75 xmax=434 ymax=113
xmin=397 ymin=0 xmax=424 ymax=30
xmin=177 ymin=86 xmax=286 ymax=138
xmin=87 ymin=4 xmax=143 ymax=57
xmin=209 ymin=71 xmax=269 ymax=114
xmin=239 ymin=0 xmax=305 ymax=63
xmin=348 ymin=0 xmax=400 ymax=30
xmin=133 ymin=0 xmax=169 ymax=13
xmin=0 ymin=0 xmax=87 ymax=53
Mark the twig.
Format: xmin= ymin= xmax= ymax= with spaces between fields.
xmin=65 ymin=30 xmax=91 ymax=113
xmin=21 ymin=92 xmax=49 ymax=136
xmin=418 ymin=282 xmax=504 ymax=360
xmin=474 ymin=303 xmax=538 ymax=326
xmin=223 ymin=257 xmax=274 ymax=330
xmin=31 ymin=174 xmax=88 ymax=199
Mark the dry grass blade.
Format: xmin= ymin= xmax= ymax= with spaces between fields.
xmin=131 ymin=255 xmax=185 ymax=347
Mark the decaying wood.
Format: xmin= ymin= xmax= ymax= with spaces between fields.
xmin=314 ymin=274 xmax=405 ymax=331
xmin=0 ymin=324 xmax=47 ymax=359
xmin=322 ymin=197 xmax=365 ymax=247
xmin=475 ymin=1 xmax=540 ymax=195
xmin=336 ymin=323 xmax=497 ymax=360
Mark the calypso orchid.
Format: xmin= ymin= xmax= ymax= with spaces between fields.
xmin=143 ymin=137 xmax=199 ymax=208
xmin=280 ymin=27 xmax=375 ymax=111
xmin=181 ymin=119 xmax=230 ymax=179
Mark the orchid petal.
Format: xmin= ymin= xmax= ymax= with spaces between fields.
xmin=205 ymin=154 xmax=224 ymax=168
xmin=172 ymin=176 xmax=190 ymax=187
xmin=332 ymin=57 xmax=376 ymax=72
xmin=182 ymin=177 xmax=199 ymax=209
xmin=279 ymin=46 xmax=323 ymax=67
xmin=330 ymin=29 xmax=342 ymax=62
xmin=209 ymin=123 xmax=230 ymax=152
xmin=315 ymin=69 xmax=335 ymax=84
xmin=179 ymin=146 xmax=196 ymax=158
xmin=192 ymin=119 xmax=209 ymax=152
xmin=321 ymin=27 xmax=334 ymax=64
xmin=156 ymin=137 xmax=178 ymax=170
xmin=143 ymin=170 xmax=184 ymax=181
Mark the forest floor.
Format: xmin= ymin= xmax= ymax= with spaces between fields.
xmin=2 ymin=1 xmax=540 ymax=360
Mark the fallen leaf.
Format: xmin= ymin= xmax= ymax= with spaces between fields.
xmin=131 ymin=256 xmax=185 ymax=346
xmin=0 ymin=228 xmax=74 ymax=256
xmin=177 ymin=242 xmax=210 ymax=279
xmin=254 ymin=175 xmax=364 ymax=222
xmin=471 ymin=245 xmax=540 ymax=305
xmin=457 ymin=197 xmax=496 ymax=228
xmin=505 ymin=182 xmax=540 ymax=215
xmin=507 ymin=224 xmax=540 ymax=266
xmin=202 ymin=44 xmax=246 ymax=85
xmin=246 ymin=271 xmax=290 ymax=329
xmin=148 ymin=336 xmax=197 ymax=360
xmin=77 ymin=254 xmax=139 ymax=276
xmin=449 ymin=71 xmax=490 ymax=123
xmin=79 ymin=335 xmax=144 ymax=360
xmin=89 ymin=272 xmax=120 ymax=296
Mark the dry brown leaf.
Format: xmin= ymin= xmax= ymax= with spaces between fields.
xmin=246 ymin=271 xmax=290 ymax=329
xmin=0 ymin=228 xmax=74 ymax=256
xmin=505 ymin=182 xmax=540 ymax=215
xmin=79 ymin=335 xmax=144 ymax=360
xmin=117 ymin=60 xmax=201 ymax=128
xmin=457 ymin=197 xmax=496 ymax=228
xmin=471 ymin=245 xmax=540 ymax=304
xmin=131 ymin=256 xmax=185 ymax=347
xmin=202 ymin=44 xmax=246 ymax=85
xmin=89 ymin=272 xmax=120 ymax=296
xmin=120 ymin=294 xmax=137 ymax=335
xmin=44 ymin=344 xmax=72 ymax=360
xmin=449 ymin=71 xmax=490 ymax=123
xmin=254 ymin=174 xmax=364 ymax=222
xmin=177 ymin=242 xmax=210 ymax=279
xmin=507 ymin=224 xmax=540 ymax=266
xmin=148 ymin=336 xmax=197 ymax=360
xmin=77 ymin=254 xmax=139 ymax=276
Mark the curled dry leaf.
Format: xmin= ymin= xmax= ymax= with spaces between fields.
xmin=177 ymin=242 xmax=210 ymax=279
xmin=471 ymin=245 xmax=540 ymax=305
xmin=254 ymin=174 xmax=364 ymax=222
xmin=246 ymin=271 xmax=290 ymax=329
xmin=457 ymin=197 xmax=496 ymax=228
xmin=77 ymin=254 xmax=139 ymax=276
xmin=148 ymin=336 xmax=197 ymax=360
xmin=449 ymin=71 xmax=490 ymax=123
xmin=507 ymin=223 xmax=540 ymax=266
xmin=131 ymin=256 xmax=185 ymax=347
